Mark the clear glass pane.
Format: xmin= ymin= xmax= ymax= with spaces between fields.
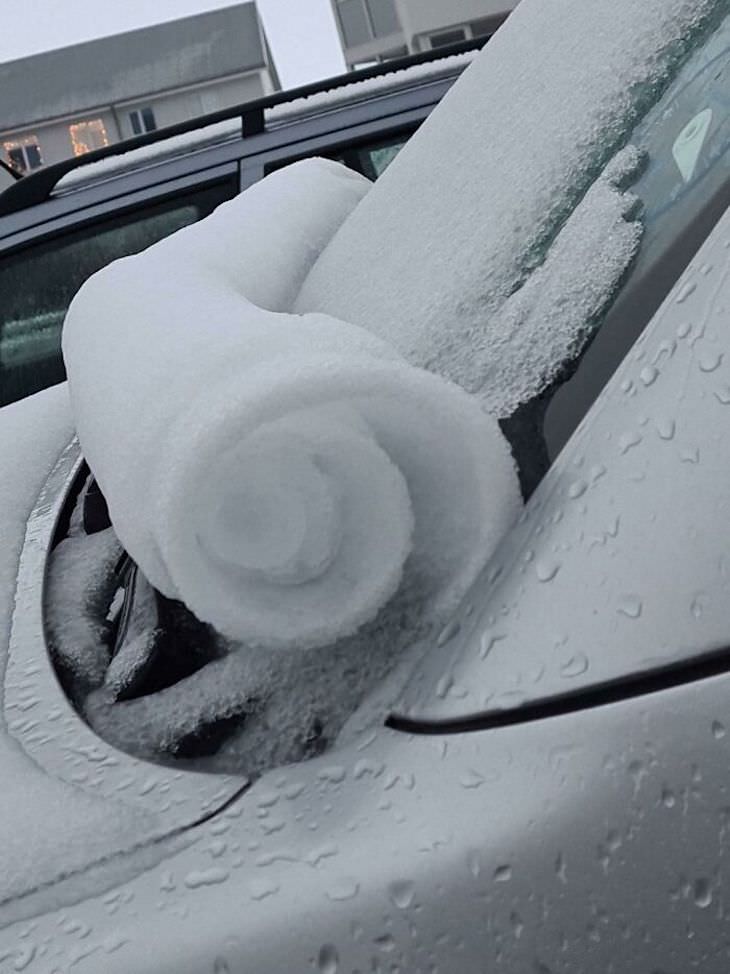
xmin=368 ymin=140 xmax=407 ymax=177
xmin=0 ymin=181 xmax=235 ymax=406
xmin=337 ymin=0 xmax=371 ymax=48
xmin=351 ymin=133 xmax=411 ymax=180
xmin=141 ymin=107 xmax=157 ymax=132
xmin=25 ymin=143 xmax=43 ymax=169
xmin=367 ymin=0 xmax=400 ymax=39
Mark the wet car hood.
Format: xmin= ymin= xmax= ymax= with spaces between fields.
xmin=393 ymin=218 xmax=730 ymax=725
xmin=0 ymin=387 xmax=244 ymax=924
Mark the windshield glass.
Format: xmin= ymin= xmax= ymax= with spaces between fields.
xmin=539 ymin=12 xmax=730 ymax=468
xmin=392 ymin=12 xmax=730 ymax=723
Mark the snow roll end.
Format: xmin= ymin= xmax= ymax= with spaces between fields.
xmin=150 ymin=355 xmax=520 ymax=653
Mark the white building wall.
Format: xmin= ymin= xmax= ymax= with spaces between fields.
xmin=396 ymin=0 xmax=518 ymax=40
xmin=114 ymin=71 xmax=269 ymax=140
xmin=332 ymin=0 xmax=518 ymax=66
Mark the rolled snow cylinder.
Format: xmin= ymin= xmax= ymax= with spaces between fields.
xmin=64 ymin=160 xmax=520 ymax=651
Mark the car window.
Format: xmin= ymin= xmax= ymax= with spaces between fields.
xmin=347 ymin=132 xmax=410 ymax=179
xmin=267 ymin=129 xmax=414 ymax=181
xmin=0 ymin=179 xmax=235 ymax=407
xmin=539 ymin=14 xmax=730 ymax=466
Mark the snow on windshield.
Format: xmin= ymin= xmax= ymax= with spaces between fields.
xmin=296 ymin=0 xmax=724 ymax=418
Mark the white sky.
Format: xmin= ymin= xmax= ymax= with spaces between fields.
xmin=1 ymin=0 xmax=347 ymax=89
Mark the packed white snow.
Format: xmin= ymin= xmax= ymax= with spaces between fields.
xmin=475 ymin=146 xmax=646 ymax=416
xmin=64 ymin=158 xmax=521 ymax=653
xmin=296 ymin=0 xmax=724 ymax=417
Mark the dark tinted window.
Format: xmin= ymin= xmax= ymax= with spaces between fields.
xmin=0 ymin=179 xmax=235 ymax=407
xmin=268 ymin=129 xmax=415 ymax=182
xmin=470 ymin=16 xmax=500 ymax=39
xmin=347 ymin=132 xmax=410 ymax=179
xmin=141 ymin=107 xmax=157 ymax=132
xmin=430 ymin=29 xmax=467 ymax=49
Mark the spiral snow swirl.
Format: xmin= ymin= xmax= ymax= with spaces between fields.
xmin=63 ymin=159 xmax=521 ymax=652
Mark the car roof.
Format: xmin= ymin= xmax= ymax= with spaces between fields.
xmin=0 ymin=38 xmax=486 ymax=220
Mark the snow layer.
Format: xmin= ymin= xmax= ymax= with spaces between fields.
xmin=45 ymin=527 xmax=121 ymax=698
xmin=0 ymin=386 xmax=160 ymax=904
xmin=295 ymin=0 xmax=724 ymax=416
xmin=64 ymin=159 xmax=520 ymax=652
xmin=475 ymin=146 xmax=646 ymax=415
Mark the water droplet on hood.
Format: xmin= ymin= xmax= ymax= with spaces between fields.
xmin=536 ymin=559 xmax=561 ymax=583
xmin=655 ymin=418 xmax=676 ymax=440
xmin=698 ymin=351 xmax=723 ymax=373
xmin=693 ymin=878 xmax=712 ymax=909
xmin=617 ymin=596 xmax=642 ymax=619
xmin=327 ymin=878 xmax=360 ymax=902
xmin=676 ymin=281 xmax=697 ymax=304
xmin=389 ymin=879 xmax=415 ymax=909
xmin=619 ymin=431 xmax=642 ymax=455
xmin=437 ymin=619 xmax=461 ymax=647
xmin=318 ymin=944 xmax=339 ymax=974
xmin=560 ymin=652 xmax=589 ymax=678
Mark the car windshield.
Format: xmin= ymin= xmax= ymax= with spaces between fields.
xmin=537 ymin=12 xmax=730 ymax=469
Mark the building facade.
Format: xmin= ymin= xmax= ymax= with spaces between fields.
xmin=331 ymin=0 xmax=519 ymax=69
xmin=0 ymin=3 xmax=279 ymax=174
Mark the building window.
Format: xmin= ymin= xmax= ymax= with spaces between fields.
xmin=129 ymin=107 xmax=157 ymax=136
xmin=367 ymin=0 xmax=400 ymax=37
xmin=336 ymin=0 xmax=401 ymax=48
xmin=470 ymin=16 xmax=500 ymax=39
xmin=69 ymin=119 xmax=110 ymax=157
xmin=3 ymin=136 xmax=43 ymax=174
xmin=428 ymin=28 xmax=468 ymax=49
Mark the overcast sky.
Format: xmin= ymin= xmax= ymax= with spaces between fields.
xmin=1 ymin=0 xmax=347 ymax=89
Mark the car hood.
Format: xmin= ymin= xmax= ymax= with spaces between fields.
xmin=0 ymin=385 xmax=244 ymax=925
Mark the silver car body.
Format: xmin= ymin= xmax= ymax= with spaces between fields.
xmin=1 ymin=0 xmax=730 ymax=970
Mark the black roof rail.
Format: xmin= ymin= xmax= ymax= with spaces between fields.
xmin=0 ymin=30 xmax=500 ymax=219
